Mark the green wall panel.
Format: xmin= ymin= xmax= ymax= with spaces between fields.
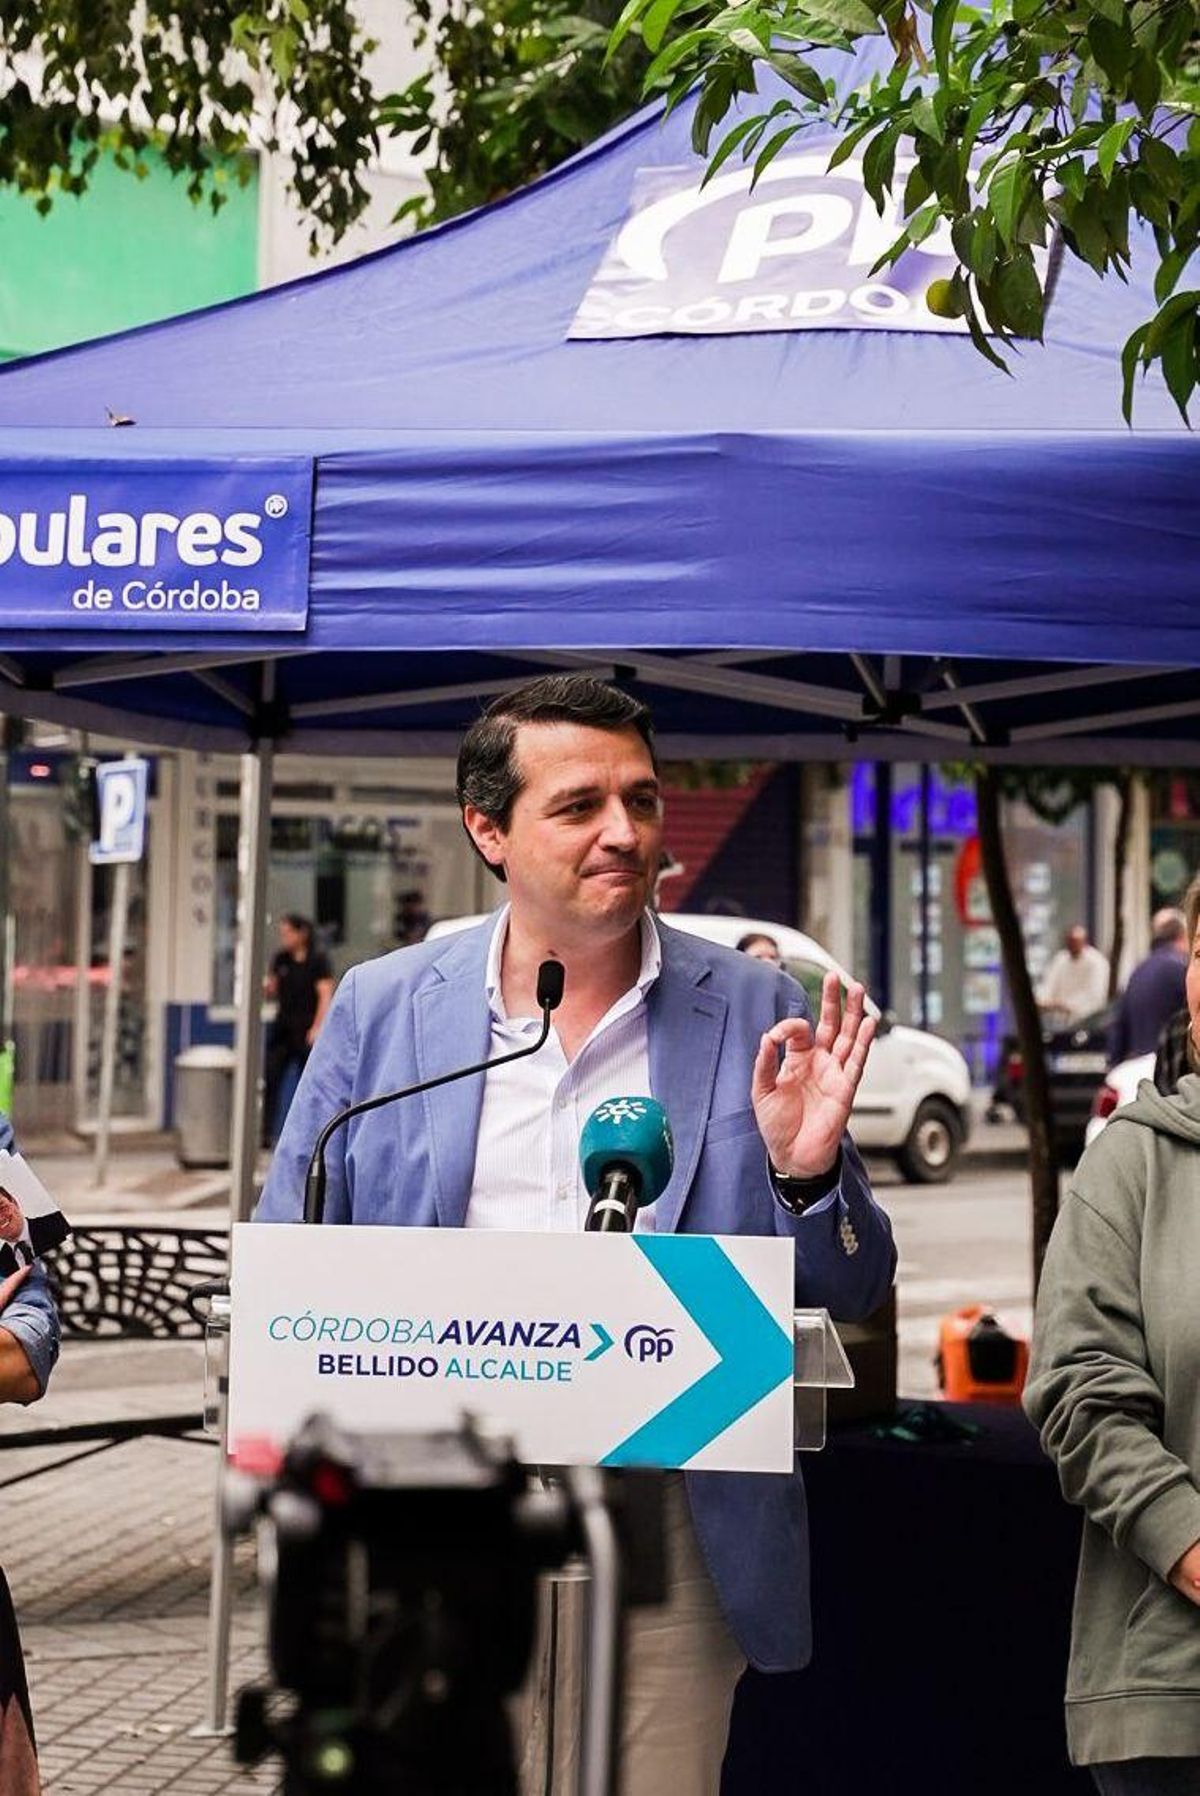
xmin=0 ymin=149 xmax=258 ymax=362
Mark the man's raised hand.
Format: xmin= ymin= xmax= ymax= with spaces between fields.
xmin=751 ymin=971 xmax=876 ymax=1181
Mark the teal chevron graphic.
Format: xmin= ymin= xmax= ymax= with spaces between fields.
xmin=601 ymin=1237 xmax=792 ymax=1467
xmin=586 ymin=1322 xmax=614 ymax=1362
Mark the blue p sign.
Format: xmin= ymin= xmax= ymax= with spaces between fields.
xmin=90 ymin=759 xmax=149 ymax=865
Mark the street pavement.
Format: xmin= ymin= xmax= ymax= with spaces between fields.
xmin=2 ymin=1115 xmax=1037 ymax=1794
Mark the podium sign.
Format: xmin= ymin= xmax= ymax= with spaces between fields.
xmin=228 ymin=1223 xmax=796 ymax=1473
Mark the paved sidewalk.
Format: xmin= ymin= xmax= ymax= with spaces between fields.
xmin=7 ymin=1431 xmax=277 ymax=1794
xmin=3 ymin=1134 xmax=277 ymax=1793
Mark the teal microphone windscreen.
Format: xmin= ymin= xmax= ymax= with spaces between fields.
xmin=579 ymin=1097 xmax=674 ymax=1208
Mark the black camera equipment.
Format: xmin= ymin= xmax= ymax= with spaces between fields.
xmin=225 ymin=1412 xmax=643 ymax=1796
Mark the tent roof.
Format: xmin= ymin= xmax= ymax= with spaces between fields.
xmin=0 ymin=50 xmax=1185 ymax=437
xmin=0 ymin=48 xmax=1196 ymax=760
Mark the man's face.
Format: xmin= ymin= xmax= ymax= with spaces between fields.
xmin=466 ymin=723 xmax=663 ymax=945
xmin=0 ymin=1189 xmax=24 ymax=1241
xmin=1066 ymin=927 xmax=1087 ymax=958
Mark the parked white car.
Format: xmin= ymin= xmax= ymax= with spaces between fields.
xmin=1084 ymin=1052 xmax=1155 ymax=1148
xmin=425 ymin=911 xmax=973 ymax=1183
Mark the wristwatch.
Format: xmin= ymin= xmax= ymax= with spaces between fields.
xmin=770 ymin=1145 xmax=843 ymax=1215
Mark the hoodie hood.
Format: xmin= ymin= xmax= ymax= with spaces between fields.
xmin=1116 ymin=1071 xmax=1200 ymax=1144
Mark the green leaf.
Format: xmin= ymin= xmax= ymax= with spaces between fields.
xmin=961 ymin=87 xmax=996 ymax=159
xmin=270 ymin=25 xmax=295 ymax=82
xmin=801 ymin=0 xmax=881 ymax=33
xmin=1087 ymin=15 xmax=1131 ymax=83
xmin=767 ymin=52 xmax=827 ymax=104
xmin=1139 ymin=135 xmax=1183 ymax=200
xmin=1087 ymin=0 xmax=1126 ymax=25
xmin=1146 ymin=288 xmax=1200 ymax=356
xmin=1058 ymin=156 xmax=1086 ymax=203
xmin=690 ymin=69 xmax=736 ymax=153
xmin=907 ymin=200 xmax=941 ymax=244
xmin=641 ymin=0 xmax=685 ymax=53
xmin=995 ymin=251 xmax=1045 ymax=339
xmin=826 ymin=115 xmax=878 ymax=170
xmin=911 ymin=94 xmax=943 ymax=143
xmin=1096 ymin=118 xmax=1134 ymax=184
xmin=861 ymin=120 xmax=902 ymax=209
xmin=950 ymin=212 xmax=974 ymax=266
xmin=989 ymin=159 xmax=1027 ymax=248
xmin=963 ymin=289 xmax=1012 ymax=373
xmin=1128 ymin=49 xmax=1162 ymax=116
xmin=1155 ymin=245 xmax=1196 ymax=305
xmin=703 ymin=111 xmax=770 ymax=183
xmin=608 ymin=0 xmax=654 ymax=59
xmin=753 ymin=122 xmax=803 ymax=183
xmin=643 ymin=28 xmax=711 ymax=91
xmin=1068 ymin=195 xmax=1109 ymax=273
xmin=728 ymin=24 xmax=771 ymax=55
xmin=904 ymin=159 xmax=931 ymax=214
xmin=1159 ymin=310 xmax=1196 ymax=421
xmin=1121 ymin=322 xmax=1148 ymax=424
xmin=931 ymin=0 xmax=956 ymax=78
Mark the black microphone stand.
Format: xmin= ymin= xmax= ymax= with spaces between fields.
xmin=302 ymin=959 xmax=565 ymax=1224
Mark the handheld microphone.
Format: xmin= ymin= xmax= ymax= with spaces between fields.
xmin=302 ymin=957 xmax=565 ymax=1224
xmin=580 ymin=1098 xmax=674 ymax=1234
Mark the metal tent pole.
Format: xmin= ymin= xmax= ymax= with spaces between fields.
xmin=196 ymin=677 xmax=276 ymax=1738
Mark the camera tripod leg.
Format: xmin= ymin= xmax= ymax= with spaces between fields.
xmin=567 ymin=1467 xmax=622 ymax=1796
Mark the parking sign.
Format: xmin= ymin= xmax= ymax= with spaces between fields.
xmin=90 ymin=758 xmax=149 ymax=865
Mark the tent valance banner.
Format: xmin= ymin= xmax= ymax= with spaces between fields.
xmin=570 ymin=151 xmax=981 ymax=340
xmin=0 ymin=457 xmax=314 ymax=632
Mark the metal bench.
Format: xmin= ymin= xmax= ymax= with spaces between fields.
xmin=0 ymin=1224 xmax=228 ymax=1481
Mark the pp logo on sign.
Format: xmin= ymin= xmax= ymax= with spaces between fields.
xmin=624 ymin=1325 xmax=675 ymax=1365
xmin=89 ymin=759 xmax=149 ymax=865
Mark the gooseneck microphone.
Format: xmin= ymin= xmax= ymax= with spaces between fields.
xmin=302 ymin=958 xmax=566 ymax=1224
xmin=580 ymin=1097 xmax=674 ymax=1234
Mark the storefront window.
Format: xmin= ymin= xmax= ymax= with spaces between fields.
xmin=213 ymin=801 xmax=479 ymax=1007
xmin=852 ymin=764 xmax=1091 ymax=1083
xmin=1148 ymin=777 xmax=1200 ymax=914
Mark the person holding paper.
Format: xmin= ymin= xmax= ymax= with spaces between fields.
xmin=259 ymin=674 xmax=895 ymax=1794
xmin=0 ymin=1118 xmax=58 ymax=1405
xmin=0 ymin=1112 xmax=57 ymax=1796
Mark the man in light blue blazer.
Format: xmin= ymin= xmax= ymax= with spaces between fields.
xmin=259 ymin=673 xmax=895 ymax=1792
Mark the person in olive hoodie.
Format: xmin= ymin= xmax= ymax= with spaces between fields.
xmin=1025 ymin=875 xmax=1200 ymax=1795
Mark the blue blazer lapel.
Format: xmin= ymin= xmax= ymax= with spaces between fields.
xmin=648 ymin=925 xmax=727 ymax=1234
xmin=413 ymin=925 xmax=494 ymax=1229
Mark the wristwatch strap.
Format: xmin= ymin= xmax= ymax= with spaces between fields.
xmin=770 ymin=1144 xmax=844 ymax=1215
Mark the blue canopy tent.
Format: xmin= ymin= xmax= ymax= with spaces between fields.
xmin=0 ymin=40 xmax=1194 ymax=767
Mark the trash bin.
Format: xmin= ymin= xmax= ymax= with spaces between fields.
xmin=174 ymin=1044 xmax=236 ymax=1168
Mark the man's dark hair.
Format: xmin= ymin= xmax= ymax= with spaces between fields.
xmin=456 ymin=675 xmax=657 ymax=882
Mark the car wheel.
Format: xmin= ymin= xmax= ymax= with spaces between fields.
xmin=895 ymin=1098 xmax=963 ymax=1184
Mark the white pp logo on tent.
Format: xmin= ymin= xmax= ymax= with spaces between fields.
xmin=570 ymin=153 xmax=967 ymax=340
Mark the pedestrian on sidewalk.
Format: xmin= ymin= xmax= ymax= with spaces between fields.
xmin=1108 ymin=908 xmax=1189 ymax=1066
xmin=262 ymin=915 xmax=335 ymax=1147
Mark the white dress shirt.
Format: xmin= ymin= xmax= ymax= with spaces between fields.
xmin=464 ymin=906 xmax=663 ymax=1232
xmin=1038 ymin=943 xmax=1110 ymax=1023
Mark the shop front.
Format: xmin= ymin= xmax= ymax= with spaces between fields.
xmin=851 ymin=763 xmax=1093 ymax=1086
